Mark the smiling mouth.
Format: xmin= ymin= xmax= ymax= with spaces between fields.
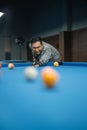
xmin=36 ymin=51 xmax=40 ymax=54
xmin=36 ymin=52 xmax=40 ymax=55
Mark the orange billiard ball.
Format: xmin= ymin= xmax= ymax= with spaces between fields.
xmin=8 ymin=63 xmax=15 ymax=69
xmin=54 ymin=62 xmax=59 ymax=67
xmin=42 ymin=67 xmax=60 ymax=88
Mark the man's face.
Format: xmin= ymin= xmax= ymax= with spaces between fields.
xmin=32 ymin=41 xmax=43 ymax=55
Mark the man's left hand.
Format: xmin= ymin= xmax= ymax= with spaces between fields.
xmin=34 ymin=64 xmax=39 ymax=67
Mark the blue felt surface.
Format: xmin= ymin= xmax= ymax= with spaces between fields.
xmin=0 ymin=62 xmax=87 ymax=130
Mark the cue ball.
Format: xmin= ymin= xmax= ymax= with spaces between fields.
xmin=8 ymin=63 xmax=14 ymax=69
xmin=42 ymin=67 xmax=60 ymax=88
xmin=54 ymin=62 xmax=59 ymax=67
xmin=24 ymin=66 xmax=38 ymax=80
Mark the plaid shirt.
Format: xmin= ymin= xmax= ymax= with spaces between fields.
xmin=29 ymin=41 xmax=61 ymax=66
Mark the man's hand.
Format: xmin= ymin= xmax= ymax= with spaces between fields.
xmin=33 ymin=64 xmax=39 ymax=67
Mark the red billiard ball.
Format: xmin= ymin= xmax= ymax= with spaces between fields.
xmin=0 ymin=64 xmax=2 ymax=68
xmin=8 ymin=63 xmax=15 ymax=69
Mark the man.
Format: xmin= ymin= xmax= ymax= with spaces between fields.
xmin=29 ymin=37 xmax=62 ymax=67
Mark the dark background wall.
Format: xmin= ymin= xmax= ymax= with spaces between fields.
xmin=0 ymin=0 xmax=87 ymax=61
xmin=72 ymin=0 xmax=87 ymax=30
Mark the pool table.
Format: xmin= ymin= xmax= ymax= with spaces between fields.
xmin=0 ymin=62 xmax=87 ymax=130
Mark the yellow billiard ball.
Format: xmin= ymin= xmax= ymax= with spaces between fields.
xmin=54 ymin=62 xmax=59 ymax=67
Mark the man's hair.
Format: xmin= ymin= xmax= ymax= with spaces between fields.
xmin=30 ymin=37 xmax=42 ymax=44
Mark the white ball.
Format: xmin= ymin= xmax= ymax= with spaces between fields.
xmin=24 ymin=66 xmax=38 ymax=80
xmin=8 ymin=63 xmax=14 ymax=69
